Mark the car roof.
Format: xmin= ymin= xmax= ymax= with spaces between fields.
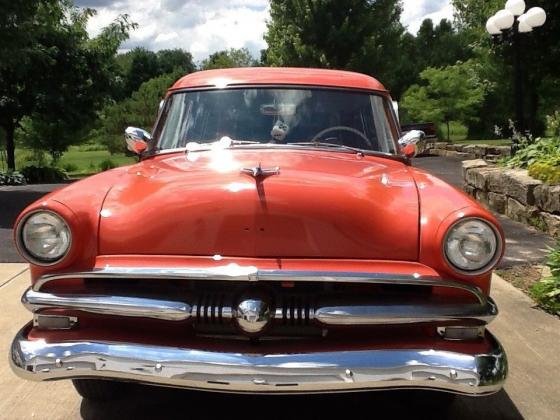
xmin=170 ymin=67 xmax=388 ymax=92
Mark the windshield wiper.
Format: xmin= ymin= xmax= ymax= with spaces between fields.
xmin=290 ymin=142 xmax=365 ymax=154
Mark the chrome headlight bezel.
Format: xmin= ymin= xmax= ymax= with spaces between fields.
xmin=443 ymin=217 xmax=502 ymax=275
xmin=16 ymin=210 xmax=72 ymax=266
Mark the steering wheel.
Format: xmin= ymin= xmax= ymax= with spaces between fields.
xmin=311 ymin=126 xmax=372 ymax=148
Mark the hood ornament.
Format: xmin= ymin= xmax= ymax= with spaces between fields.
xmin=241 ymin=162 xmax=280 ymax=179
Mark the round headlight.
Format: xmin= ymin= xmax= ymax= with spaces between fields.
xmin=444 ymin=218 xmax=500 ymax=274
xmin=19 ymin=211 xmax=71 ymax=264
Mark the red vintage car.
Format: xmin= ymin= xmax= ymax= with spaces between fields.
xmin=10 ymin=68 xmax=507 ymax=403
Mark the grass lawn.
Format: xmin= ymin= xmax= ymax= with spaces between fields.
xmin=438 ymin=121 xmax=511 ymax=146
xmin=58 ymin=147 xmax=136 ymax=176
xmin=453 ymin=139 xmax=512 ymax=146
xmin=14 ymin=146 xmax=136 ymax=178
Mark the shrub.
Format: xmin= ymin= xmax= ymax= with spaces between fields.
xmin=99 ymin=158 xmax=116 ymax=171
xmin=528 ymin=161 xmax=560 ymax=185
xmin=0 ymin=171 xmax=27 ymax=186
xmin=530 ymin=242 xmax=560 ymax=316
xmin=61 ymin=163 xmax=79 ymax=173
xmin=546 ymin=111 xmax=560 ymax=138
xmin=20 ymin=166 xmax=68 ymax=184
xmin=75 ymin=143 xmax=107 ymax=152
xmin=505 ymin=136 xmax=560 ymax=169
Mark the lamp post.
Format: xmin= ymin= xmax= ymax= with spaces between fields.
xmin=486 ymin=1 xmax=547 ymax=145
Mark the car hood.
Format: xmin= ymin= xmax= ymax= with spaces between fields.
xmin=99 ymin=148 xmax=419 ymax=260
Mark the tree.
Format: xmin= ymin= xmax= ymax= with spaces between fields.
xmin=264 ymin=0 xmax=404 ymax=92
xmin=157 ymin=49 xmax=195 ymax=75
xmin=92 ymin=71 xmax=181 ymax=154
xmin=200 ymin=48 xmax=258 ymax=70
xmin=401 ymin=61 xmax=488 ymax=141
xmin=0 ymin=0 xmax=60 ymax=170
xmin=452 ymin=0 xmax=502 ymax=30
xmin=122 ymin=48 xmax=160 ymax=97
xmin=0 ymin=0 xmax=135 ymax=169
xmin=415 ymin=19 xmax=472 ymax=70
xmin=389 ymin=18 xmax=473 ymax=100
xmin=452 ymin=0 xmax=560 ymax=136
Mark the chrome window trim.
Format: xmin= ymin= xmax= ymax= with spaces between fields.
xmin=33 ymin=268 xmax=487 ymax=305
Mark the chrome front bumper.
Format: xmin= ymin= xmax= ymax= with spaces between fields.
xmin=10 ymin=324 xmax=507 ymax=395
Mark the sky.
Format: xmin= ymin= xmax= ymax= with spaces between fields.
xmin=77 ymin=0 xmax=454 ymax=62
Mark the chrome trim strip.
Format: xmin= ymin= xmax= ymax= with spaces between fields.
xmin=10 ymin=324 xmax=507 ymax=395
xmin=23 ymin=289 xmax=191 ymax=321
xmin=33 ymin=268 xmax=486 ymax=304
xmin=314 ymin=299 xmax=498 ymax=325
xmin=22 ymin=288 xmax=497 ymax=326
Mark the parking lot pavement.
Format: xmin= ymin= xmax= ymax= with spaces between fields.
xmin=0 ymin=267 xmax=558 ymax=419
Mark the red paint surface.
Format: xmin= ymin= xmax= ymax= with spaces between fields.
xmin=14 ymin=69 xmax=505 ymax=349
xmin=171 ymin=67 xmax=387 ymax=92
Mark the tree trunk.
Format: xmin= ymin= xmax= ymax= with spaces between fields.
xmin=5 ymin=123 xmax=16 ymax=171
xmin=446 ymin=120 xmax=450 ymax=142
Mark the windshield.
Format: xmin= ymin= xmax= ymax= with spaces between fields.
xmin=155 ymin=88 xmax=398 ymax=154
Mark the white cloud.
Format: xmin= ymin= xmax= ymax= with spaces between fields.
xmin=80 ymin=0 xmax=453 ymax=62
xmin=401 ymin=0 xmax=454 ymax=34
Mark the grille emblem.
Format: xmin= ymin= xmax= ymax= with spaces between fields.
xmin=235 ymin=295 xmax=271 ymax=335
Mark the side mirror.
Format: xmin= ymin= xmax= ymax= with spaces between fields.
xmin=125 ymin=126 xmax=151 ymax=154
xmin=398 ymin=130 xmax=425 ymax=158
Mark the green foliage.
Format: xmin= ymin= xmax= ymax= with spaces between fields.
xmin=546 ymin=111 xmax=560 ymax=138
xmin=56 ymin=147 xmax=134 ymax=175
xmin=0 ymin=1 xmax=136 ymax=170
xmin=530 ymin=242 xmax=560 ymax=316
xmin=451 ymin=0 xmax=502 ymax=30
xmin=506 ymin=137 xmax=560 ymax=170
xmin=200 ymin=48 xmax=258 ymax=70
xmin=401 ymin=60 xmax=487 ymax=140
xmin=61 ymin=163 xmax=78 ymax=173
xmin=92 ymin=72 xmax=180 ymax=154
xmin=20 ymin=165 xmax=68 ymax=184
xmin=265 ymin=0 xmax=402 ymax=67
xmin=0 ymin=171 xmax=26 ymax=186
xmin=453 ymin=0 xmax=560 ymax=136
xmin=528 ymin=162 xmax=560 ymax=185
xmin=99 ymin=158 xmax=116 ymax=171
xmin=264 ymin=0 xmax=405 ymax=95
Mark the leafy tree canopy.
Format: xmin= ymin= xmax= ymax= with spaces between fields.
xmin=401 ymin=60 xmax=488 ymax=140
xmin=92 ymin=71 xmax=182 ymax=154
xmin=0 ymin=0 xmax=135 ymax=169
xmin=200 ymin=48 xmax=258 ymax=70
xmin=264 ymin=0 xmax=404 ymax=94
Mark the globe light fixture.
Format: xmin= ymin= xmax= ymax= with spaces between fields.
xmin=493 ymin=9 xmax=515 ymax=30
xmin=486 ymin=17 xmax=502 ymax=35
xmin=505 ymin=0 xmax=526 ymax=16
xmin=517 ymin=16 xmax=533 ymax=33
xmin=524 ymin=7 xmax=547 ymax=28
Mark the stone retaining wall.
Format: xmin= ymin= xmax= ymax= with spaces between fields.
xmin=428 ymin=142 xmax=511 ymax=162
xmin=462 ymin=159 xmax=560 ymax=238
